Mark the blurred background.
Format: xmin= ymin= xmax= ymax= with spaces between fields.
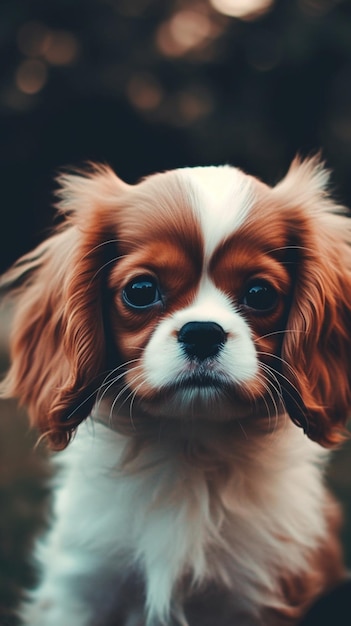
xmin=1 ymin=0 xmax=351 ymax=623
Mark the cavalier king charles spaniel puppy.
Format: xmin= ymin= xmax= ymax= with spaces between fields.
xmin=2 ymin=156 xmax=351 ymax=626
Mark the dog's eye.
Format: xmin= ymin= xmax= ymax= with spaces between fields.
xmin=242 ymin=281 xmax=278 ymax=312
xmin=123 ymin=276 xmax=162 ymax=309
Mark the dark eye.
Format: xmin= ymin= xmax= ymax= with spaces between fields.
xmin=123 ymin=275 xmax=162 ymax=309
xmin=242 ymin=281 xmax=278 ymax=312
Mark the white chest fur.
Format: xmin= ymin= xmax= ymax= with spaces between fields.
xmin=31 ymin=420 xmax=330 ymax=626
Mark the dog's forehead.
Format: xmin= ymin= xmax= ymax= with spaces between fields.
xmin=130 ymin=165 xmax=257 ymax=261
xmin=174 ymin=165 xmax=256 ymax=260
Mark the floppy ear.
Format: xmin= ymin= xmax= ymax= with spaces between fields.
xmin=275 ymin=157 xmax=351 ymax=447
xmin=1 ymin=165 xmax=127 ymax=450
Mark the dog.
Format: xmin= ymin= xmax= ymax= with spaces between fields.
xmin=1 ymin=156 xmax=351 ymax=625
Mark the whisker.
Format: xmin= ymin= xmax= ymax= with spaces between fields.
xmin=65 ymin=359 xmax=133 ymax=421
xmin=63 ymin=387 xmax=101 ymax=423
xmin=258 ymin=365 xmax=284 ymax=433
xmin=259 ymin=363 xmax=284 ymax=396
xmin=99 ymin=359 xmax=140 ymax=388
xmin=261 ymin=362 xmax=302 ymax=398
xmin=62 ymin=363 xmax=137 ymax=422
xmin=96 ymin=373 xmax=128 ymax=410
xmin=77 ymin=238 xmax=137 ymax=264
xmin=108 ymin=371 xmax=146 ymax=423
xmin=88 ymin=254 xmax=127 ymax=286
xmin=264 ymin=245 xmax=314 ymax=256
xmin=96 ymin=363 xmax=141 ymax=408
xmin=255 ymin=375 xmax=275 ymax=431
xmin=63 ymin=360 xmax=141 ymax=422
xmin=250 ymin=380 xmax=273 ymax=431
xmin=256 ymin=352 xmax=296 ymax=378
xmin=255 ymin=329 xmax=307 ymax=342
xmin=129 ymin=380 xmax=148 ymax=431
xmin=107 ymin=383 xmax=133 ymax=425
xmin=258 ymin=361 xmax=309 ymax=433
xmin=237 ymin=420 xmax=248 ymax=440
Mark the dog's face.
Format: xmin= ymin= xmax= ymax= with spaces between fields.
xmin=107 ymin=166 xmax=292 ymax=424
xmin=3 ymin=158 xmax=351 ymax=449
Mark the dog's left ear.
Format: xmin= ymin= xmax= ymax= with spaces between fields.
xmin=274 ymin=157 xmax=351 ymax=447
xmin=1 ymin=165 xmax=128 ymax=450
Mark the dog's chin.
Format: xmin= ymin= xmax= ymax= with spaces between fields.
xmin=93 ymin=360 xmax=286 ymax=439
xmin=101 ymin=372 xmax=280 ymax=427
xmin=138 ymin=384 xmax=270 ymax=422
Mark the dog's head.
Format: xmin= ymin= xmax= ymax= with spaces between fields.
xmin=2 ymin=158 xmax=351 ymax=449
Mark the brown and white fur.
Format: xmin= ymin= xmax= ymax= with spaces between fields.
xmin=2 ymin=157 xmax=351 ymax=625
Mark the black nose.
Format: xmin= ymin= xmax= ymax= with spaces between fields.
xmin=178 ymin=321 xmax=227 ymax=361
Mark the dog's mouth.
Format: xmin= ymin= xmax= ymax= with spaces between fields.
xmin=169 ymin=370 xmax=230 ymax=391
xmin=96 ymin=355 xmax=278 ymax=428
xmin=95 ymin=364 xmax=283 ymax=436
xmin=133 ymin=368 xmax=262 ymax=423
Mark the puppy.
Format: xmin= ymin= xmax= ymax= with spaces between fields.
xmin=2 ymin=157 xmax=351 ymax=625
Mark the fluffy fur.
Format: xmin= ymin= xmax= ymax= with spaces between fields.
xmin=2 ymin=156 xmax=351 ymax=625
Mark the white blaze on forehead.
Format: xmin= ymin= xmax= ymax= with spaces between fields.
xmin=176 ymin=165 xmax=255 ymax=261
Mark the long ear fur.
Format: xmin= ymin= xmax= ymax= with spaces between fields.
xmin=274 ymin=156 xmax=351 ymax=446
xmin=0 ymin=165 xmax=126 ymax=450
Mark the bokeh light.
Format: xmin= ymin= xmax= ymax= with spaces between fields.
xmin=210 ymin=0 xmax=274 ymax=20
xmin=127 ymin=73 xmax=163 ymax=111
xmin=17 ymin=21 xmax=79 ymax=66
xmin=15 ymin=21 xmax=79 ymax=97
xmin=43 ymin=31 xmax=79 ymax=66
xmin=175 ymin=86 xmax=214 ymax=123
xmin=156 ymin=8 xmax=215 ymax=57
xmin=17 ymin=21 xmax=51 ymax=57
xmin=15 ymin=59 xmax=48 ymax=95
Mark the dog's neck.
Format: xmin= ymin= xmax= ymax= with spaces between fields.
xmin=91 ymin=398 xmax=306 ymax=480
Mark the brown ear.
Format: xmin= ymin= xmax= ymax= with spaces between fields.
xmin=275 ymin=157 xmax=351 ymax=446
xmin=1 ymin=165 xmax=126 ymax=449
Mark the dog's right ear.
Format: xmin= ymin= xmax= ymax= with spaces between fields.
xmin=274 ymin=156 xmax=351 ymax=447
xmin=0 ymin=165 xmax=129 ymax=450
